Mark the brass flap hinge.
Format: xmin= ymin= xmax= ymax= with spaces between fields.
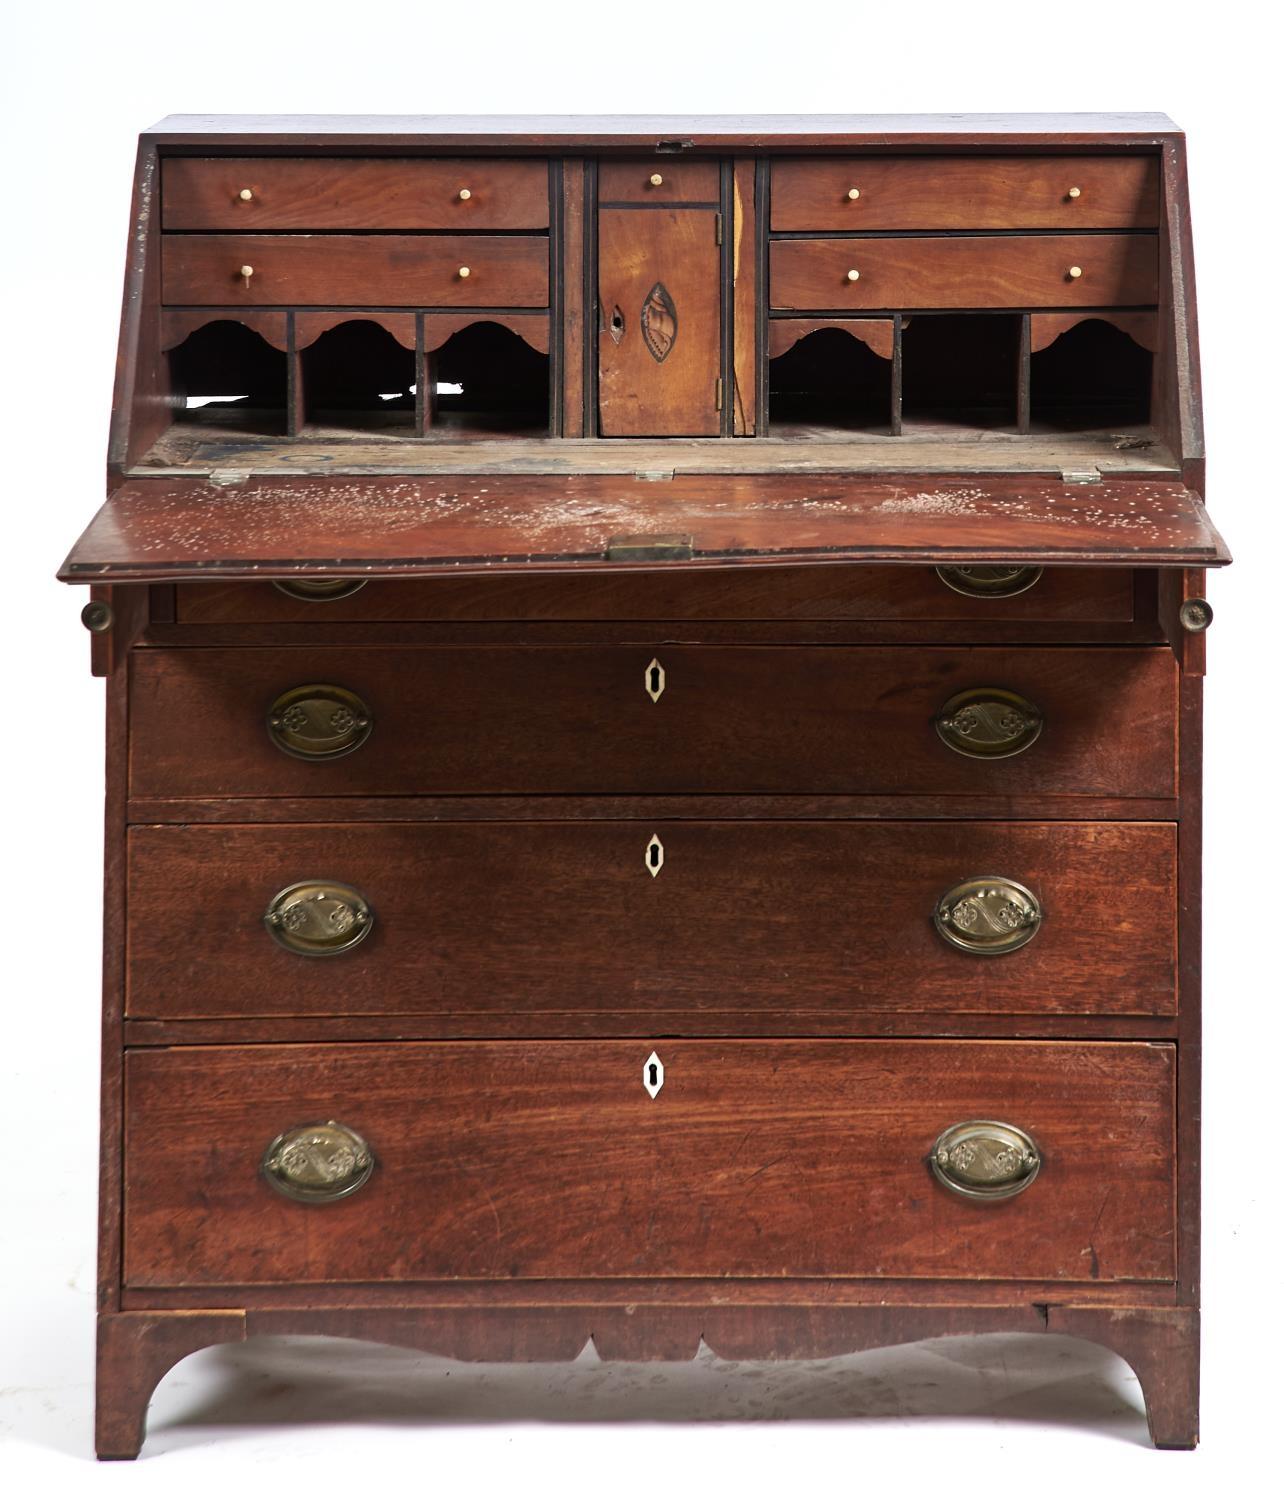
xmin=606 ymin=533 xmax=695 ymax=563
xmin=1060 ymin=466 xmax=1102 ymax=485
xmin=715 ymin=377 xmax=724 ymax=411
xmin=714 ymin=212 xmax=723 ymax=245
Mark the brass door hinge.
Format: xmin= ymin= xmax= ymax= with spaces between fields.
xmin=714 ymin=212 xmax=723 ymax=245
xmin=715 ymin=377 xmax=724 ymax=411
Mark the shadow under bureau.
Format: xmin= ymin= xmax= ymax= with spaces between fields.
xmin=59 ymin=112 xmax=1229 ymax=1457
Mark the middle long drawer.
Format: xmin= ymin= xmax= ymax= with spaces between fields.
xmin=128 ymin=645 xmax=1176 ymax=799
xmin=125 ymin=820 xmax=1176 ymax=1020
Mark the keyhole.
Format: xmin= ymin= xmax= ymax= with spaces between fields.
xmin=649 ymin=844 xmax=660 ymax=869
xmin=609 ymin=304 xmax=625 ymax=345
xmin=643 ymin=1050 xmax=665 ymax=1097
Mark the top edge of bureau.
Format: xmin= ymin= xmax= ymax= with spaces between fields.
xmin=142 ymin=113 xmax=1183 ymax=151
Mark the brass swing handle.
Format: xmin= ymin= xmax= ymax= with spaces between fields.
xmin=261 ymin=1121 xmax=375 ymax=1204
xmin=930 ymin=1120 xmax=1041 ymax=1201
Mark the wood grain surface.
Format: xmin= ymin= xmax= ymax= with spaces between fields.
xmin=122 ymin=1039 xmax=1176 ymax=1287
xmin=124 ymin=820 xmax=1176 ymax=1021
xmin=162 ymin=235 xmax=549 ymax=307
xmin=126 ymin=644 xmax=1178 ymax=799
xmin=770 ymin=235 xmax=1158 ymax=311
xmin=770 ymin=156 xmax=1160 ymax=230
xmin=163 ymin=157 xmax=550 ymax=230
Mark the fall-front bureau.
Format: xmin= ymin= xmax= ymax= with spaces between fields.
xmin=59 ymin=113 xmax=1228 ymax=1457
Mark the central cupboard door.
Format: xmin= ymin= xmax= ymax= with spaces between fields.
xmin=598 ymin=203 xmax=722 ymax=435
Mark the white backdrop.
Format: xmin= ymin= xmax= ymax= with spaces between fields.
xmin=2 ymin=3 xmax=1279 ymax=1492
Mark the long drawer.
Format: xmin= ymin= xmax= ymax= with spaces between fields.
xmin=770 ymin=235 xmax=1158 ymax=310
xmin=124 ymin=820 xmax=1177 ymax=1021
xmin=128 ymin=646 xmax=1177 ymax=800
xmin=161 ymin=234 xmax=549 ymax=307
xmin=174 ymin=566 xmax=1138 ymax=625
xmin=162 ymin=157 xmax=551 ymax=230
xmin=122 ymin=1039 xmax=1177 ymax=1287
xmin=770 ymin=156 xmax=1161 ymax=230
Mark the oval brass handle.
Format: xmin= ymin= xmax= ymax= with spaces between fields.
xmin=935 ymin=876 xmax=1042 ymax=956
xmin=935 ymin=565 xmax=1044 ymax=599
xmin=934 ymin=687 xmax=1043 ymax=759
xmin=264 ymin=879 xmax=373 ymax=956
xmin=272 ymin=578 xmax=369 ymax=602
xmin=930 ymin=1120 xmax=1041 ymax=1201
xmin=262 ymin=1121 xmax=375 ymax=1204
xmin=267 ymin=684 xmax=373 ymax=760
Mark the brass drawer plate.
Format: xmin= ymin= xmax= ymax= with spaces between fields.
xmin=263 ymin=879 xmax=373 ymax=956
xmin=934 ymin=876 xmax=1042 ymax=956
xmin=934 ymin=687 xmax=1044 ymax=759
xmin=930 ymin=1119 xmax=1042 ymax=1201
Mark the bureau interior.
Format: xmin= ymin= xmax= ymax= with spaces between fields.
xmin=130 ymin=148 xmax=1175 ymax=475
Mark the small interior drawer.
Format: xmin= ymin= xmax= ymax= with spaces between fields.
xmin=162 ymin=157 xmax=551 ymax=230
xmin=598 ymin=158 xmax=721 ymax=203
xmin=770 ymin=155 xmax=1160 ymax=230
xmin=123 ymin=1039 xmax=1177 ymax=1287
xmin=161 ymin=234 xmax=550 ymax=307
xmin=770 ymin=234 xmax=1158 ymax=310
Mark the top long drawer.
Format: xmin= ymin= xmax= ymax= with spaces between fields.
xmin=770 ymin=156 xmax=1161 ymax=230
xmin=128 ymin=646 xmax=1177 ymax=800
xmin=162 ymin=157 xmax=551 ymax=230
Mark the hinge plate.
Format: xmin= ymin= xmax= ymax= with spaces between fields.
xmin=1060 ymin=466 xmax=1102 ymax=485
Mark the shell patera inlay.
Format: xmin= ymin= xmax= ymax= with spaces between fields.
xmin=641 ymin=282 xmax=678 ymax=363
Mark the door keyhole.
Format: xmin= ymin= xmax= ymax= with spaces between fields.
xmin=609 ymin=304 xmax=625 ymax=345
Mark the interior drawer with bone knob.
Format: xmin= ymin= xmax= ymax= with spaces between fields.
xmin=162 ymin=157 xmax=551 ymax=230
xmin=770 ymin=156 xmax=1161 ymax=230
xmin=122 ymin=1039 xmax=1177 ymax=1288
xmin=770 ymin=234 xmax=1159 ymax=310
xmin=124 ymin=819 xmax=1178 ymax=1022
xmin=127 ymin=645 xmax=1178 ymax=800
xmin=161 ymin=234 xmax=550 ymax=307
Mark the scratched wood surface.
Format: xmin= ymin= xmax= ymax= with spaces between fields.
xmin=124 ymin=820 xmax=1176 ymax=1021
xmin=126 ymin=645 xmax=1178 ymax=799
xmin=122 ymin=1039 xmax=1175 ymax=1286
xmin=60 ymin=474 xmax=1227 ymax=581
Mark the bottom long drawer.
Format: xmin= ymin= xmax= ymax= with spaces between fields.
xmin=123 ymin=1040 xmax=1175 ymax=1287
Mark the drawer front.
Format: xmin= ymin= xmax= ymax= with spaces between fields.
xmin=770 ymin=235 xmax=1158 ymax=310
xmin=598 ymin=158 xmax=721 ymax=203
xmin=128 ymin=646 xmax=1177 ymax=800
xmin=125 ymin=820 xmax=1177 ymax=1021
xmin=162 ymin=234 xmax=549 ymax=307
xmin=163 ymin=157 xmax=550 ymax=230
xmin=175 ymin=567 xmax=1138 ymax=625
xmin=123 ymin=1039 xmax=1176 ymax=1287
xmin=771 ymin=156 xmax=1160 ymax=230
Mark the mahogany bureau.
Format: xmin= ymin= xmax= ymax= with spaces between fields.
xmin=59 ymin=113 xmax=1228 ymax=1457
